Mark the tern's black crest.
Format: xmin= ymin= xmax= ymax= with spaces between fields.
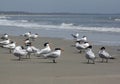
xmin=100 ymin=47 xmax=105 ymax=50
xmin=44 ymin=42 xmax=49 ymax=47
xmin=87 ymin=45 xmax=92 ymax=49
xmin=55 ymin=48 xmax=61 ymax=50
xmin=76 ymin=41 xmax=80 ymax=43
xmin=10 ymin=41 xmax=14 ymax=43
xmin=21 ymin=46 xmax=24 ymax=49
xmin=25 ymin=38 xmax=29 ymax=40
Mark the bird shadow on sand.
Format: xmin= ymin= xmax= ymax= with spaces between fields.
xmin=11 ymin=58 xmax=57 ymax=64
xmin=36 ymin=61 xmax=57 ymax=64
xmin=81 ymin=60 xmax=115 ymax=64
xmin=81 ymin=61 xmax=95 ymax=64
xmin=11 ymin=58 xmax=30 ymax=61
xmin=70 ymin=45 xmax=75 ymax=47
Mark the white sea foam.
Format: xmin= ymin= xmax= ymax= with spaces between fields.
xmin=0 ymin=15 xmax=10 ymax=19
xmin=61 ymin=23 xmax=74 ymax=27
xmin=0 ymin=19 xmax=39 ymax=28
xmin=0 ymin=18 xmax=120 ymax=33
xmin=114 ymin=18 xmax=120 ymax=21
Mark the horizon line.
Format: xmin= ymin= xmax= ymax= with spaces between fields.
xmin=0 ymin=11 xmax=120 ymax=15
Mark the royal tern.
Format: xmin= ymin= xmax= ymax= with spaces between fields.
xmin=71 ymin=33 xmax=79 ymax=39
xmin=2 ymin=41 xmax=16 ymax=53
xmin=1 ymin=33 xmax=9 ymax=40
xmin=13 ymin=46 xmax=28 ymax=60
xmin=85 ymin=45 xmax=96 ymax=64
xmin=42 ymin=48 xmax=63 ymax=63
xmin=76 ymin=36 xmax=87 ymax=43
xmin=75 ymin=41 xmax=90 ymax=53
xmin=29 ymin=33 xmax=38 ymax=41
xmin=99 ymin=47 xmax=115 ymax=63
xmin=23 ymin=32 xmax=31 ymax=37
xmin=24 ymin=38 xmax=31 ymax=46
xmin=0 ymin=39 xmax=10 ymax=46
xmin=26 ymin=43 xmax=39 ymax=58
xmin=36 ymin=42 xmax=51 ymax=56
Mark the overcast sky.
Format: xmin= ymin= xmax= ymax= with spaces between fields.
xmin=0 ymin=0 xmax=120 ymax=13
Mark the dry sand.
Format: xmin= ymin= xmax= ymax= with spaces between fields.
xmin=0 ymin=35 xmax=120 ymax=84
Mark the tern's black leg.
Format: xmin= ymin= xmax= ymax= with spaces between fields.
xmin=18 ymin=56 xmax=21 ymax=61
xmin=53 ymin=59 xmax=56 ymax=63
xmin=87 ymin=60 xmax=89 ymax=64
xmin=106 ymin=59 xmax=108 ymax=63
xmin=93 ymin=60 xmax=95 ymax=64
xmin=9 ymin=49 xmax=12 ymax=53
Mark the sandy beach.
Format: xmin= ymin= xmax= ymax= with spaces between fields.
xmin=0 ymin=35 xmax=120 ymax=84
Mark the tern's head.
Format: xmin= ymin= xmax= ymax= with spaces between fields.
xmin=4 ymin=33 xmax=7 ymax=35
xmin=27 ymin=42 xmax=32 ymax=46
xmin=35 ymin=33 xmax=38 ymax=35
xmin=76 ymin=41 xmax=80 ymax=43
xmin=44 ymin=42 xmax=49 ymax=47
xmin=55 ymin=48 xmax=64 ymax=51
xmin=5 ymin=38 xmax=9 ymax=40
xmin=10 ymin=41 xmax=14 ymax=43
xmin=25 ymin=38 xmax=29 ymax=41
xmin=84 ymin=42 xmax=88 ymax=43
xmin=55 ymin=48 xmax=61 ymax=50
xmin=82 ymin=36 xmax=86 ymax=38
xmin=21 ymin=46 xmax=24 ymax=49
xmin=100 ymin=47 xmax=105 ymax=50
xmin=87 ymin=45 xmax=92 ymax=49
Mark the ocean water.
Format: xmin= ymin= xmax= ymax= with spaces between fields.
xmin=0 ymin=14 xmax=120 ymax=46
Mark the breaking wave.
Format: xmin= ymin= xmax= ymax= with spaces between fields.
xmin=0 ymin=18 xmax=120 ymax=33
xmin=114 ymin=18 xmax=120 ymax=21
